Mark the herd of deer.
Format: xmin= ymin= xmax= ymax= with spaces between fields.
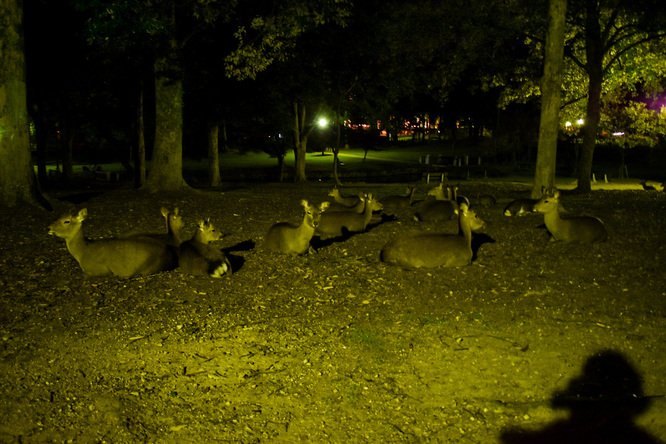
xmin=49 ymin=183 xmax=610 ymax=278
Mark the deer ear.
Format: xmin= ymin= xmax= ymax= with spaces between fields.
xmin=301 ymin=199 xmax=308 ymax=207
xmin=320 ymin=202 xmax=330 ymax=210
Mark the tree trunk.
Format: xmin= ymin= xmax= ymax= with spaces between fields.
xmin=142 ymin=1 xmax=186 ymax=193
xmin=332 ymin=103 xmax=345 ymax=186
xmin=221 ymin=118 xmax=229 ymax=152
xmin=134 ymin=80 xmax=147 ymax=188
xmin=277 ymin=154 xmax=285 ymax=183
xmin=532 ymin=0 xmax=567 ymax=198
xmin=575 ymin=0 xmax=603 ymax=193
xmin=293 ymin=101 xmax=308 ymax=182
xmin=62 ymin=126 xmax=75 ymax=182
xmin=33 ymin=105 xmax=48 ymax=187
xmin=576 ymin=73 xmax=602 ymax=192
xmin=0 ymin=0 xmax=49 ymax=209
xmin=208 ymin=121 xmax=221 ymax=187
xmin=143 ymin=55 xmax=187 ymax=192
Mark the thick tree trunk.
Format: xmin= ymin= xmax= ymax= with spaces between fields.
xmin=143 ymin=56 xmax=187 ymax=192
xmin=142 ymin=1 xmax=186 ymax=193
xmin=575 ymin=0 xmax=603 ymax=193
xmin=0 ymin=0 xmax=49 ymax=209
xmin=532 ymin=0 xmax=567 ymax=198
xmin=207 ymin=121 xmax=221 ymax=187
xmin=576 ymin=74 xmax=602 ymax=192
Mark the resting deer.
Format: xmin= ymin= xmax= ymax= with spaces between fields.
xmin=49 ymin=209 xmax=178 ymax=277
xmin=264 ymin=200 xmax=329 ymax=254
xmin=328 ymin=188 xmax=362 ymax=207
xmin=504 ymin=198 xmax=539 ymax=216
xmin=316 ymin=194 xmax=383 ymax=238
xmin=414 ymin=183 xmax=457 ymax=222
xmin=380 ymin=186 xmax=416 ymax=216
xmin=381 ymin=203 xmax=485 ymax=268
xmin=121 ymin=207 xmax=184 ymax=247
xmin=532 ymin=187 xmax=607 ymax=243
xmin=178 ymin=219 xmax=232 ymax=277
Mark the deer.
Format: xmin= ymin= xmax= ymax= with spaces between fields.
xmin=426 ymin=181 xmax=451 ymax=201
xmin=475 ymin=194 xmax=497 ymax=207
xmin=504 ymin=198 xmax=539 ymax=216
xmin=326 ymin=197 xmax=366 ymax=213
xmin=264 ymin=200 xmax=329 ymax=254
xmin=448 ymin=183 xmax=470 ymax=207
xmin=532 ymin=187 xmax=607 ymax=243
xmin=120 ymin=207 xmax=184 ymax=247
xmin=328 ymin=188 xmax=362 ymax=207
xmin=414 ymin=182 xmax=458 ymax=222
xmin=381 ymin=203 xmax=485 ymax=268
xmin=316 ymin=193 xmax=383 ymax=238
xmin=48 ymin=208 xmax=178 ymax=277
xmin=178 ymin=219 xmax=232 ymax=277
xmin=380 ymin=186 xmax=416 ymax=216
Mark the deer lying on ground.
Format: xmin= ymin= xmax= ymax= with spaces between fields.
xmin=426 ymin=182 xmax=450 ymax=200
xmin=380 ymin=186 xmax=416 ymax=216
xmin=414 ymin=182 xmax=457 ymax=222
xmin=504 ymin=198 xmax=539 ymax=216
xmin=49 ymin=208 xmax=178 ymax=277
xmin=448 ymin=183 xmax=469 ymax=206
xmin=264 ymin=200 xmax=329 ymax=254
xmin=328 ymin=188 xmax=362 ymax=207
xmin=532 ymin=187 xmax=607 ymax=243
xmin=316 ymin=194 xmax=383 ymax=238
xmin=381 ymin=203 xmax=485 ymax=268
xmin=121 ymin=207 xmax=184 ymax=247
xmin=326 ymin=197 xmax=365 ymax=213
xmin=475 ymin=194 xmax=497 ymax=207
xmin=178 ymin=219 xmax=231 ymax=277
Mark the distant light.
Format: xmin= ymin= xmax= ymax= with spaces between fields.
xmin=565 ymin=121 xmax=572 ymax=128
xmin=317 ymin=118 xmax=328 ymax=128
xmin=613 ymin=131 xmax=625 ymax=136
xmin=577 ymin=119 xmax=584 ymax=125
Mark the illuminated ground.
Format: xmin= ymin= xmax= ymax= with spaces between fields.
xmin=0 ymin=179 xmax=665 ymax=443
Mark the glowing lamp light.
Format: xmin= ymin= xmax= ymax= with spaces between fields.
xmin=577 ymin=119 xmax=584 ymax=125
xmin=317 ymin=118 xmax=328 ymax=128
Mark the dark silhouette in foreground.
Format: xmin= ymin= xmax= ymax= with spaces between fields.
xmin=501 ymin=350 xmax=663 ymax=444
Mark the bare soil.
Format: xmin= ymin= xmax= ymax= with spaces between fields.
xmin=1 ymin=180 xmax=665 ymax=443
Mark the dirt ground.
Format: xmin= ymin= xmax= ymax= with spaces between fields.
xmin=0 ymin=179 xmax=665 ymax=443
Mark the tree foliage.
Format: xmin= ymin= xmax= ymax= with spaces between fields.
xmin=225 ymin=0 xmax=351 ymax=81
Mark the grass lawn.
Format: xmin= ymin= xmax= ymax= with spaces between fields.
xmin=37 ymin=141 xmax=662 ymax=191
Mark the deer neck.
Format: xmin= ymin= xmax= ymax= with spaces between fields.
xmin=458 ymin=213 xmax=473 ymax=250
xmin=543 ymin=204 xmax=563 ymax=227
xmin=362 ymin=200 xmax=374 ymax=224
xmin=300 ymin=214 xmax=316 ymax=237
xmin=65 ymin=226 xmax=88 ymax=261
xmin=192 ymin=229 xmax=208 ymax=244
